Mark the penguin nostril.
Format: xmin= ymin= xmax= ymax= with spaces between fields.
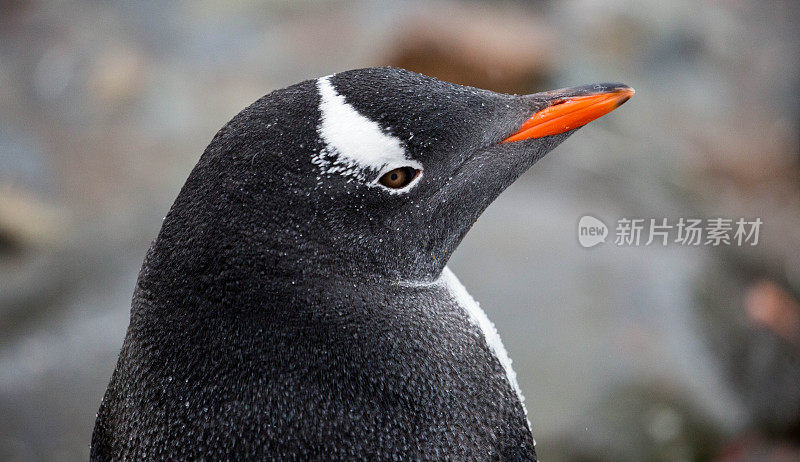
xmin=379 ymin=167 xmax=420 ymax=189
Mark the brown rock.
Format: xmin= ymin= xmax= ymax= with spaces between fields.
xmin=382 ymin=3 xmax=555 ymax=94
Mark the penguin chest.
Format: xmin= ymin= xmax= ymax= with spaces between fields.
xmin=438 ymin=267 xmax=529 ymax=426
xmin=363 ymin=266 xmax=537 ymax=459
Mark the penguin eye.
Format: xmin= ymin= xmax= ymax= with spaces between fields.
xmin=378 ymin=167 xmax=420 ymax=189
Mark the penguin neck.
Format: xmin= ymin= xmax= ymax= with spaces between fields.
xmin=134 ymin=233 xmax=415 ymax=326
xmin=135 ymin=202 xmax=417 ymax=321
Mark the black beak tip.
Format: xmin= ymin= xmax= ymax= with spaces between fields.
xmin=529 ymin=82 xmax=635 ymax=104
xmin=568 ymin=82 xmax=635 ymax=96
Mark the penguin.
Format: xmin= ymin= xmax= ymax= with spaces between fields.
xmin=91 ymin=67 xmax=632 ymax=461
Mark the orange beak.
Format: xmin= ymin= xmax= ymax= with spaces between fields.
xmin=502 ymin=85 xmax=634 ymax=143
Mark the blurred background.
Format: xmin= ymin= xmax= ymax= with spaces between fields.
xmin=1 ymin=0 xmax=799 ymax=460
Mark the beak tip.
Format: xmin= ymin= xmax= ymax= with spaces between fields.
xmin=615 ymin=86 xmax=635 ymax=107
xmin=616 ymin=93 xmax=633 ymax=107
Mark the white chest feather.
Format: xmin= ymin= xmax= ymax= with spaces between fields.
xmin=440 ymin=266 xmax=531 ymax=429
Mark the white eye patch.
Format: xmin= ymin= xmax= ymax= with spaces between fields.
xmin=314 ymin=76 xmax=421 ymax=191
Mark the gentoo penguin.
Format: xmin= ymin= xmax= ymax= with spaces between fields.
xmin=91 ymin=67 xmax=632 ymax=461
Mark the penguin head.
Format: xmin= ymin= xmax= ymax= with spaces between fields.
xmin=168 ymin=67 xmax=632 ymax=285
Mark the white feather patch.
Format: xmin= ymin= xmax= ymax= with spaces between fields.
xmin=440 ymin=266 xmax=531 ymax=429
xmin=315 ymin=76 xmax=416 ymax=185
